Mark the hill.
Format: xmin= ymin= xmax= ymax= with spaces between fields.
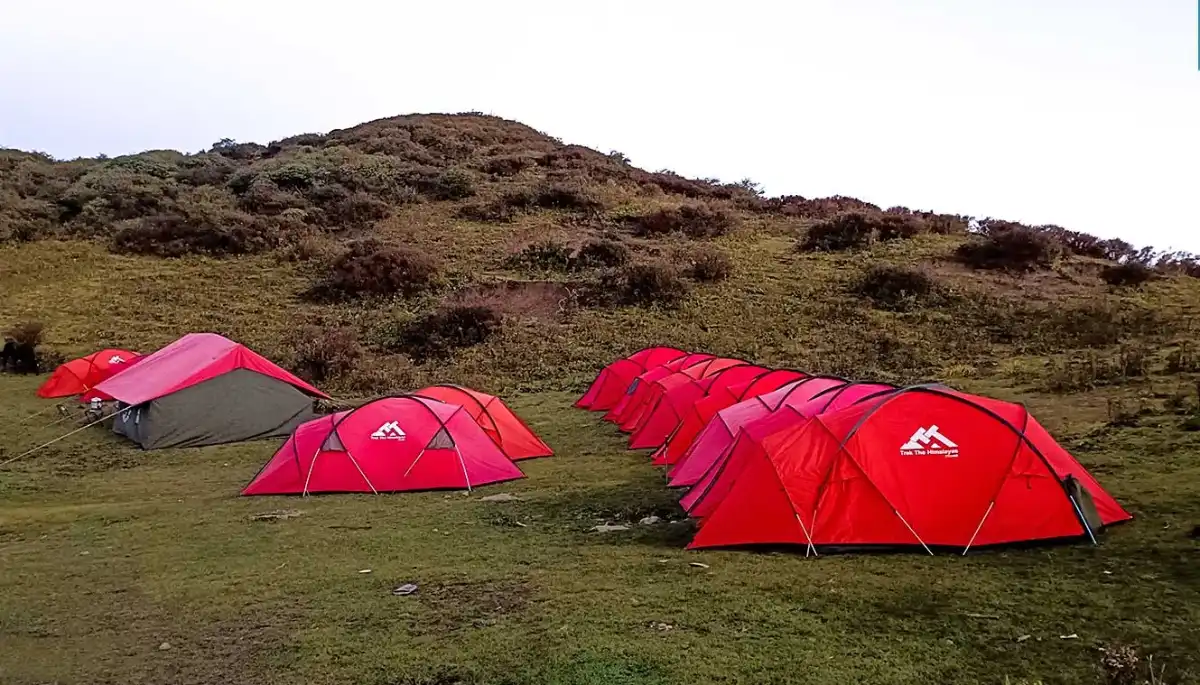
xmin=1 ymin=113 xmax=1199 ymax=684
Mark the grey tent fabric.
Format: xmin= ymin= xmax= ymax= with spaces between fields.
xmin=112 ymin=368 xmax=317 ymax=449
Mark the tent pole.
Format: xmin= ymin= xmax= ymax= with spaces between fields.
xmin=454 ymin=446 xmax=472 ymax=492
xmin=1068 ymin=495 xmax=1098 ymax=545
xmin=961 ymin=501 xmax=996 ymax=556
xmin=343 ymin=447 xmax=378 ymax=495
xmin=300 ymin=444 xmax=323 ymax=497
xmin=794 ymin=513 xmax=819 ymax=558
xmin=0 ymin=407 xmax=130 ymax=468
xmin=893 ymin=509 xmax=934 ymax=556
xmin=403 ymin=449 xmax=428 ymax=478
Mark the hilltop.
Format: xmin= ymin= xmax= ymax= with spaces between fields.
xmin=3 ymin=112 xmax=1197 ymax=398
xmin=1 ymin=114 xmax=1199 ymax=685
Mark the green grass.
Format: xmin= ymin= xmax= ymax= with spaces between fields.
xmin=1 ymin=376 xmax=1198 ymax=685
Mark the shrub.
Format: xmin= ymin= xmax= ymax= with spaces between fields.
xmin=1100 ymin=262 xmax=1155 ymax=287
xmin=1 ymin=321 xmax=44 ymax=374
xmin=457 ymin=198 xmax=519 ymax=223
xmin=853 ymin=265 xmax=939 ymax=311
xmin=684 ymin=247 xmax=733 ymax=282
xmin=573 ymin=239 xmax=629 ymax=269
xmin=531 ymin=184 xmax=604 ymax=213
xmin=425 ymin=168 xmax=476 ymax=200
xmin=506 ymin=240 xmax=574 ymax=272
xmin=587 ymin=262 xmax=690 ymax=308
xmin=309 ymin=239 xmax=439 ymax=299
xmin=1167 ymin=341 xmax=1200 ymax=373
xmin=955 ymin=226 xmax=1062 ymax=271
xmin=630 ymin=204 xmax=737 ymax=239
xmin=481 ymin=156 xmax=531 ymax=176
xmin=309 ymin=190 xmax=391 ymax=229
xmin=111 ymin=209 xmax=282 ymax=257
xmin=389 ymin=305 xmax=502 ymax=362
xmin=287 ymin=325 xmax=362 ymax=383
xmin=236 ymin=177 xmax=306 ymax=215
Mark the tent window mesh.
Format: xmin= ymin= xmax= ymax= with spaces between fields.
xmin=426 ymin=427 xmax=455 ymax=450
xmin=322 ymin=430 xmax=346 ymax=452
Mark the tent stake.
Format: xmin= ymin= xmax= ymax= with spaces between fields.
xmin=1 ymin=407 xmax=129 ymax=468
xmin=794 ymin=513 xmax=819 ymax=558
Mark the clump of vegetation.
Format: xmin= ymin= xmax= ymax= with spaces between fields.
xmin=287 ymin=325 xmax=362 ymax=383
xmin=852 ymin=265 xmax=940 ymax=311
xmin=586 ymin=262 xmax=690 ymax=308
xmin=308 ymin=239 xmax=439 ymax=300
xmin=630 ymin=204 xmax=738 ymax=239
xmin=1042 ymin=344 xmax=1150 ymax=393
xmin=1167 ymin=341 xmax=1200 ymax=373
xmin=798 ymin=212 xmax=923 ymax=252
xmin=683 ymin=246 xmax=733 ymax=282
xmin=111 ymin=208 xmax=283 ymax=257
xmin=425 ymin=169 xmax=476 ymax=201
xmin=1101 ymin=262 xmax=1155 ymax=287
xmin=573 ymin=239 xmax=629 ymax=269
xmin=389 ymin=305 xmax=502 ymax=362
xmin=481 ymin=155 xmax=532 ymax=176
xmin=458 ymin=184 xmax=605 ymax=223
xmin=506 ymin=240 xmax=574 ymax=272
xmin=955 ymin=224 xmax=1063 ymax=271
xmin=0 ymin=321 xmax=44 ymax=374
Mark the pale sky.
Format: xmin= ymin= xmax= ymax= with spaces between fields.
xmin=2 ymin=1 xmax=1197 ymax=250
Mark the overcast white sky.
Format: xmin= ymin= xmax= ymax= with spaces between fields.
xmin=1 ymin=1 xmax=1197 ymax=250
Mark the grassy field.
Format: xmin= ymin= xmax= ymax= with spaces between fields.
xmin=1 ymin=373 xmax=1198 ymax=685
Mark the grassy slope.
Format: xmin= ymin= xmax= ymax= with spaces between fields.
xmin=2 ymin=115 xmax=1200 ymax=684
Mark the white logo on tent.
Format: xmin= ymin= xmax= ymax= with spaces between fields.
xmin=108 ymin=355 xmax=126 ymax=364
xmin=370 ymin=421 xmax=407 ymax=440
xmin=900 ymin=425 xmax=959 ymax=457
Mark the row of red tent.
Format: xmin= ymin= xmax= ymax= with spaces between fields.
xmin=576 ymin=347 xmax=1132 ymax=553
xmin=33 ymin=335 xmax=552 ymax=495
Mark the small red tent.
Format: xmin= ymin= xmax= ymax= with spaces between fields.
xmin=576 ymin=347 xmax=687 ymax=411
xmin=600 ymin=357 xmax=710 ymax=427
xmin=679 ymin=382 xmax=898 ymax=514
xmin=651 ymin=369 xmax=807 ymax=466
xmin=413 ymin=385 xmax=552 ymax=460
xmin=628 ymin=363 xmax=768 ymax=450
xmin=619 ymin=357 xmax=747 ymax=434
xmin=604 ymin=353 xmax=714 ymax=426
xmin=668 ymin=376 xmax=854 ymax=487
xmin=37 ymin=349 xmax=140 ymax=398
xmin=243 ymin=395 xmax=524 ymax=495
xmin=687 ymin=386 xmax=1132 ymax=553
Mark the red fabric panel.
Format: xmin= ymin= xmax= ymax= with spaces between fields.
xmin=687 ymin=447 xmax=806 ymax=549
xmin=93 ymin=333 xmax=328 ymax=405
xmin=37 ymin=349 xmax=139 ymax=398
xmin=1022 ymin=417 xmax=1131 ymax=525
xmin=628 ymin=377 xmax=709 ymax=449
xmin=970 ymin=443 xmax=1084 ymax=546
xmin=415 ymin=385 xmax=553 ymax=460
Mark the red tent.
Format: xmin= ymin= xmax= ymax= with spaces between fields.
xmin=619 ymin=357 xmax=747 ymax=434
xmin=604 ymin=353 xmax=714 ymax=426
xmin=413 ymin=385 xmax=552 ymax=460
xmin=687 ymin=386 xmax=1132 ymax=553
xmin=92 ymin=333 xmax=330 ymax=449
xmin=37 ymin=348 xmax=140 ymax=398
xmin=679 ymin=382 xmax=898 ymax=513
xmin=243 ymin=395 xmax=524 ymax=495
xmin=651 ymin=369 xmax=807 ymax=466
xmin=628 ymin=363 xmax=769 ymax=450
xmin=668 ymin=376 xmax=855 ymax=488
xmin=576 ymin=347 xmax=687 ymax=411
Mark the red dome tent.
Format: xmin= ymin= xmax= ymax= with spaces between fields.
xmin=679 ymin=382 xmax=898 ymax=514
xmin=37 ymin=348 xmax=141 ymax=398
xmin=243 ymin=395 xmax=524 ymax=496
xmin=576 ymin=347 xmax=687 ymax=411
xmin=413 ymin=385 xmax=552 ymax=460
xmin=620 ymin=357 xmax=747 ymax=435
xmin=651 ymin=369 xmax=807 ymax=466
xmin=628 ymin=363 xmax=769 ymax=450
xmin=604 ymin=353 xmax=715 ymax=427
xmin=668 ymin=376 xmax=855 ymax=488
xmin=687 ymin=386 xmax=1132 ymax=553
xmin=92 ymin=333 xmax=329 ymax=449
